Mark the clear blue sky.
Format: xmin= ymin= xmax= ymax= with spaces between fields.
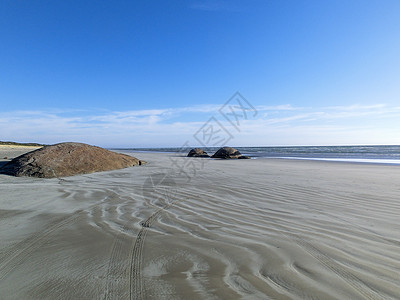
xmin=1 ymin=0 xmax=400 ymax=147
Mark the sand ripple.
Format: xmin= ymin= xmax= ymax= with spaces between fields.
xmin=1 ymin=153 xmax=400 ymax=299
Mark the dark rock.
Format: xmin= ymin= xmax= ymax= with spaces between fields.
xmin=211 ymin=147 xmax=243 ymax=159
xmin=187 ymin=148 xmax=210 ymax=157
xmin=0 ymin=142 xmax=146 ymax=178
xmin=3 ymin=157 xmax=7 ymax=159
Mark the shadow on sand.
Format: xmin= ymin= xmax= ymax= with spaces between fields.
xmin=0 ymin=161 xmax=11 ymax=175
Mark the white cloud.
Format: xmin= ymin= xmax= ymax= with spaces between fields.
xmin=256 ymin=104 xmax=301 ymax=111
xmin=324 ymin=104 xmax=387 ymax=111
xmin=1 ymin=102 xmax=400 ymax=147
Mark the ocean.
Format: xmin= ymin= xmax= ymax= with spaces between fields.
xmin=115 ymin=145 xmax=400 ymax=165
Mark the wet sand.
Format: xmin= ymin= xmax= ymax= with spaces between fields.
xmin=1 ymin=149 xmax=400 ymax=299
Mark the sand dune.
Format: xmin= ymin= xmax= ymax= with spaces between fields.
xmin=1 ymin=150 xmax=400 ymax=299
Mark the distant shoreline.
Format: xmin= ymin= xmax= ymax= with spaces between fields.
xmin=0 ymin=145 xmax=43 ymax=150
xmin=0 ymin=141 xmax=45 ymax=147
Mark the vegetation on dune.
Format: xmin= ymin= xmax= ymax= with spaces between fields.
xmin=0 ymin=141 xmax=45 ymax=147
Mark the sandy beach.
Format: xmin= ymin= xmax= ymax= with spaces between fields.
xmin=0 ymin=145 xmax=42 ymax=158
xmin=1 ymin=148 xmax=400 ymax=299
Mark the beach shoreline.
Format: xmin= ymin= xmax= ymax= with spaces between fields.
xmin=0 ymin=145 xmax=42 ymax=150
xmin=1 ymin=149 xmax=400 ymax=299
xmin=116 ymin=145 xmax=400 ymax=166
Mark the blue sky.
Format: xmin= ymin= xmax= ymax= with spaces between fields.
xmin=1 ymin=0 xmax=400 ymax=147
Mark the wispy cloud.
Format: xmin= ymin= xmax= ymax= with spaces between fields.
xmin=1 ymin=103 xmax=400 ymax=147
xmin=257 ymin=104 xmax=301 ymax=111
xmin=324 ymin=104 xmax=387 ymax=111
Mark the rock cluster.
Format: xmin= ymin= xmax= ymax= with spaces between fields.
xmin=187 ymin=148 xmax=210 ymax=157
xmin=188 ymin=147 xmax=250 ymax=159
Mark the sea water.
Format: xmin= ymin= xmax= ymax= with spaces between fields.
xmin=115 ymin=145 xmax=400 ymax=165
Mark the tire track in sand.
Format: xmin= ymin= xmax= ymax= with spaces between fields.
xmin=0 ymin=209 xmax=88 ymax=282
xmin=129 ymin=199 xmax=178 ymax=300
xmin=291 ymin=236 xmax=386 ymax=300
xmin=213 ymin=184 xmax=388 ymax=299
xmin=103 ymin=225 xmax=131 ymax=300
xmin=220 ymin=184 xmax=389 ymax=299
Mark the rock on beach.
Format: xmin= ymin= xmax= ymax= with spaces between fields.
xmin=211 ymin=147 xmax=250 ymax=159
xmin=0 ymin=142 xmax=145 ymax=178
